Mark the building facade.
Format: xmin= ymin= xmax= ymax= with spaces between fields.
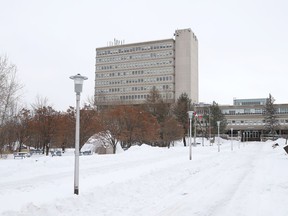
xmin=95 ymin=28 xmax=198 ymax=106
xmin=221 ymin=98 xmax=288 ymax=141
xmin=196 ymin=98 xmax=288 ymax=141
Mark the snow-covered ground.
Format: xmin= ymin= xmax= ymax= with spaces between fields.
xmin=1 ymin=138 xmax=288 ymax=216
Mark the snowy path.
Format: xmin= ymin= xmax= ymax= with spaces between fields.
xmin=1 ymin=141 xmax=288 ymax=216
xmin=155 ymin=143 xmax=265 ymax=216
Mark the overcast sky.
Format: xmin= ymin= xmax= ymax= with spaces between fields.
xmin=1 ymin=0 xmax=287 ymax=111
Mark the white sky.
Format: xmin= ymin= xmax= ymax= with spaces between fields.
xmin=1 ymin=0 xmax=287 ymax=111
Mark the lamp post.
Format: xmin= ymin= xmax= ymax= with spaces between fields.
xmin=217 ymin=121 xmax=220 ymax=152
xmin=70 ymin=74 xmax=88 ymax=195
xmin=208 ymin=107 xmax=211 ymax=146
xmin=194 ymin=112 xmax=197 ymax=148
xmin=188 ymin=111 xmax=194 ymax=160
xmin=231 ymin=128 xmax=234 ymax=151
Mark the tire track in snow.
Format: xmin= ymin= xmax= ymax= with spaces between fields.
xmin=154 ymin=143 xmax=265 ymax=216
xmin=208 ymin=143 xmax=267 ymax=216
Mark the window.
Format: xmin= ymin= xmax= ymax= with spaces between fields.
xmin=255 ymin=109 xmax=262 ymax=114
xmin=244 ymin=109 xmax=251 ymax=114
xmin=229 ymin=110 xmax=236 ymax=115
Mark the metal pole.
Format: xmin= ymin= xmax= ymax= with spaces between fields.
xmin=74 ymin=93 xmax=80 ymax=195
xmin=217 ymin=121 xmax=220 ymax=152
xmin=202 ymin=135 xmax=204 ymax=147
xmin=231 ymin=128 xmax=233 ymax=151
xmin=189 ymin=118 xmax=192 ymax=160
xmin=218 ymin=125 xmax=220 ymax=152
xmin=194 ymin=116 xmax=196 ymax=148
xmin=243 ymin=132 xmax=245 ymax=147
xmin=208 ymin=108 xmax=211 ymax=145
xmin=238 ymin=130 xmax=240 ymax=148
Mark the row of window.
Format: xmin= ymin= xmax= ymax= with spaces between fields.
xmin=279 ymin=108 xmax=288 ymax=113
xmin=95 ymin=84 xmax=174 ymax=94
xmin=96 ymin=92 xmax=174 ymax=102
xmin=96 ymin=68 xmax=174 ymax=79
xmin=119 ymin=92 xmax=174 ymax=100
xmin=96 ymin=60 xmax=173 ymax=71
xmin=228 ymin=119 xmax=288 ymax=125
xmin=224 ymin=109 xmax=263 ymax=115
xmin=228 ymin=120 xmax=264 ymax=125
xmin=96 ymin=43 xmax=174 ymax=56
xmin=224 ymin=109 xmax=288 ymax=115
xmin=96 ymin=76 xmax=173 ymax=86
xmin=235 ymin=101 xmax=265 ymax=106
xmin=96 ymin=51 xmax=173 ymax=63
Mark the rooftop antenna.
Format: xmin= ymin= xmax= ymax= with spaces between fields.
xmin=106 ymin=39 xmax=125 ymax=47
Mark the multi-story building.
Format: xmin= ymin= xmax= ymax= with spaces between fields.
xmin=221 ymin=98 xmax=288 ymax=141
xmin=94 ymin=28 xmax=198 ymax=106
xmin=196 ymin=98 xmax=288 ymax=141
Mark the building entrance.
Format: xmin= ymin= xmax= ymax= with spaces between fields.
xmin=241 ymin=130 xmax=261 ymax=141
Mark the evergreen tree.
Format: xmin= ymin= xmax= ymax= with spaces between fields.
xmin=263 ymin=94 xmax=279 ymax=137
xmin=209 ymin=101 xmax=227 ymax=136
xmin=172 ymin=93 xmax=192 ymax=146
xmin=201 ymin=107 xmax=211 ymax=139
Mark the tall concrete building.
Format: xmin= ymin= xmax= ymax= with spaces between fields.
xmin=95 ymin=28 xmax=198 ymax=106
xmin=174 ymin=29 xmax=198 ymax=102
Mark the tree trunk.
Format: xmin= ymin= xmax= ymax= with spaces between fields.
xmin=18 ymin=142 xmax=23 ymax=152
xmin=112 ymin=139 xmax=116 ymax=154
xmin=42 ymin=143 xmax=45 ymax=154
xmin=183 ymin=136 xmax=186 ymax=147
xmin=45 ymin=144 xmax=49 ymax=156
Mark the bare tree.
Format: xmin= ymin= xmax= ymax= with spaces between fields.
xmin=14 ymin=108 xmax=32 ymax=152
xmin=31 ymin=95 xmax=50 ymax=110
xmin=79 ymin=104 xmax=99 ymax=147
xmin=84 ymin=95 xmax=98 ymax=110
xmin=162 ymin=117 xmax=184 ymax=148
xmin=143 ymin=87 xmax=171 ymax=146
xmin=99 ymin=105 xmax=160 ymax=151
xmin=31 ymin=106 xmax=58 ymax=155
xmin=0 ymin=55 xmax=23 ymax=125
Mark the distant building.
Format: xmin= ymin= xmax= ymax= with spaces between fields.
xmin=196 ymin=98 xmax=288 ymax=141
xmin=95 ymin=28 xmax=198 ymax=106
xmin=222 ymin=98 xmax=288 ymax=141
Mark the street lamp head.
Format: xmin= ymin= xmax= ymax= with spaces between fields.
xmin=187 ymin=111 xmax=194 ymax=119
xmin=70 ymin=74 xmax=88 ymax=93
xmin=217 ymin=121 xmax=221 ymax=126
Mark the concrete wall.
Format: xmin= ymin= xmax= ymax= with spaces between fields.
xmin=174 ymin=28 xmax=198 ymax=103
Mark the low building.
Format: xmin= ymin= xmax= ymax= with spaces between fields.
xmin=196 ymin=98 xmax=288 ymax=141
xmin=221 ymin=98 xmax=288 ymax=141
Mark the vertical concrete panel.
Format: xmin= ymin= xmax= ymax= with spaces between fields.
xmin=175 ymin=28 xmax=198 ymax=103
